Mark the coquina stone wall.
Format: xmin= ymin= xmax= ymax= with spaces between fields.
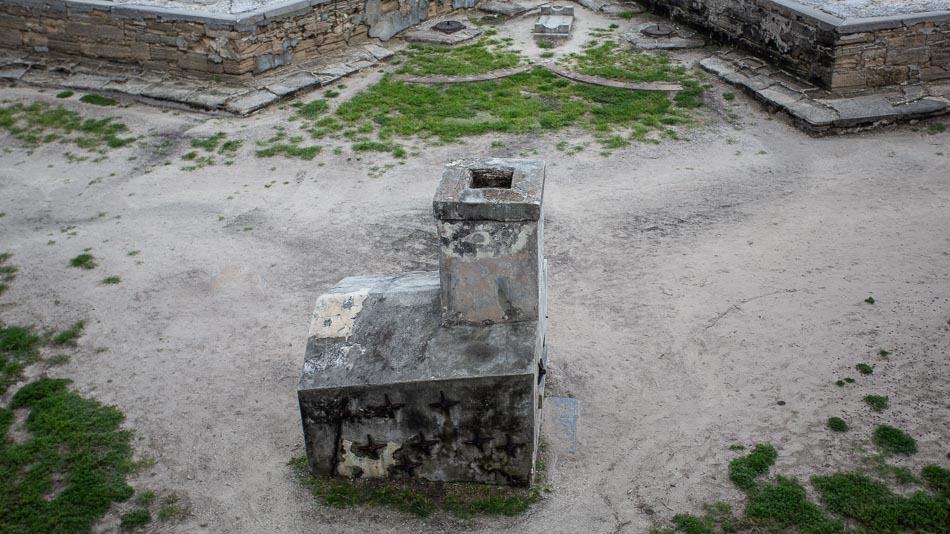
xmin=0 ymin=0 xmax=458 ymax=77
xmin=643 ymin=0 xmax=950 ymax=90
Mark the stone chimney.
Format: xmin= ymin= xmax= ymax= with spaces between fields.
xmin=433 ymin=159 xmax=545 ymax=325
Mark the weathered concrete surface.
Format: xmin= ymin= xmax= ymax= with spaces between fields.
xmin=298 ymin=159 xmax=546 ymax=485
xmin=0 ymin=11 xmax=948 ymax=531
xmin=434 ymin=159 xmax=544 ymax=325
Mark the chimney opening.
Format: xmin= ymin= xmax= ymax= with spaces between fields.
xmin=469 ymin=167 xmax=514 ymax=189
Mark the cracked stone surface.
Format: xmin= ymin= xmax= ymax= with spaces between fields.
xmin=622 ymin=22 xmax=705 ymax=50
xmin=700 ymin=50 xmax=949 ymax=132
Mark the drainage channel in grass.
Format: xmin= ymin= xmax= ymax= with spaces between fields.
xmin=262 ymin=35 xmax=706 ymax=163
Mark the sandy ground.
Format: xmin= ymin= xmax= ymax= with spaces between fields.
xmin=1 ymin=8 xmax=949 ymax=533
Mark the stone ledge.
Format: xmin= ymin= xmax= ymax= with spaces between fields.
xmin=2 ymin=42 xmax=394 ymax=115
xmin=700 ymin=51 xmax=950 ymax=133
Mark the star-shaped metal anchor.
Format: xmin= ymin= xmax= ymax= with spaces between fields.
xmin=495 ymin=434 xmax=524 ymax=459
xmin=428 ymin=391 xmax=459 ymax=414
xmin=356 ymin=434 xmax=387 ymax=458
xmin=377 ymin=394 xmax=405 ymax=419
xmin=464 ymin=429 xmax=493 ymax=453
xmin=537 ymin=359 xmax=546 ymax=384
xmin=410 ymin=432 xmax=439 ymax=455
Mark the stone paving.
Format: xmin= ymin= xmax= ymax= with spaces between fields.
xmin=0 ymin=42 xmax=394 ymax=114
xmin=701 ymin=49 xmax=950 ymax=132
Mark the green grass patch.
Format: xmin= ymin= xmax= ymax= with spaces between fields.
xmin=190 ymin=132 xmax=225 ymax=152
xmin=255 ymin=130 xmax=322 ymax=160
xmin=922 ymin=464 xmax=950 ymax=498
xmin=744 ymin=475 xmax=843 ymax=532
xmin=812 ymin=472 xmax=948 ymax=532
xmin=0 ymin=252 xmax=17 ymax=296
xmin=863 ymin=394 xmax=889 ymax=412
xmin=291 ymin=456 xmax=539 ymax=518
xmin=728 ymin=443 xmax=777 ymax=490
xmin=928 ymin=123 xmax=947 ymax=134
xmin=827 ymin=417 xmax=848 ymax=432
xmin=864 ymin=295 xmax=875 ymax=304
xmin=0 ymin=101 xmax=135 ymax=153
xmin=0 ymin=324 xmax=41 ymax=394
xmin=856 ymin=363 xmax=874 ymax=375
xmin=293 ymin=99 xmax=329 ymax=120
xmin=69 ymin=253 xmax=96 ymax=270
xmin=1 ymin=378 xmax=136 ymax=532
xmin=722 ymin=92 xmax=735 ymax=101
xmin=659 ymin=443 xmax=950 ymax=534
xmin=56 ymin=91 xmax=74 ymax=99
xmin=395 ymin=40 xmax=523 ymax=77
xmin=79 ymin=94 xmax=117 ymax=106
xmin=332 ymin=38 xmax=702 ymax=150
xmin=102 ymin=275 xmax=121 ymax=285
xmin=51 ymin=320 xmax=85 ymax=346
xmin=872 ymin=424 xmax=917 ymax=455
xmin=120 ymin=508 xmax=151 ymax=530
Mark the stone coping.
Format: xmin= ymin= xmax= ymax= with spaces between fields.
xmin=700 ymin=50 xmax=950 ymax=133
xmin=4 ymin=0 xmax=337 ymax=29
xmin=756 ymin=0 xmax=950 ymax=34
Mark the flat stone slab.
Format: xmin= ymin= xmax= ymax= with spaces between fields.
xmin=61 ymin=73 xmax=117 ymax=90
xmin=542 ymin=397 xmax=578 ymax=455
xmin=404 ymin=23 xmax=483 ymax=44
xmin=265 ymin=71 xmax=319 ymax=97
xmin=534 ymin=14 xmax=573 ymax=34
xmin=478 ymin=1 xmax=531 ymax=16
xmin=224 ymin=89 xmax=278 ymax=115
xmin=0 ymin=41 xmax=384 ymax=114
xmin=622 ymin=23 xmax=704 ymax=50
xmin=0 ymin=66 xmax=29 ymax=80
xmin=699 ymin=51 xmax=950 ymax=132
xmin=364 ymin=44 xmax=395 ymax=61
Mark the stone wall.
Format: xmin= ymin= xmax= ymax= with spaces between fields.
xmin=644 ymin=0 xmax=950 ymax=90
xmin=833 ymin=17 xmax=950 ymax=89
xmin=0 ymin=0 xmax=457 ymax=77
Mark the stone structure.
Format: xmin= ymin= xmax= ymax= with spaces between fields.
xmin=0 ymin=0 xmax=462 ymax=77
xmin=298 ymin=159 xmax=547 ymax=486
xmin=643 ymin=0 xmax=950 ymax=90
xmin=533 ymin=4 xmax=574 ymax=41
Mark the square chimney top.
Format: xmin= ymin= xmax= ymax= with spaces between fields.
xmin=433 ymin=158 xmax=545 ymax=222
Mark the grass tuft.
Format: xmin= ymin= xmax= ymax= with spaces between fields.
xmin=728 ymin=443 xmax=777 ymax=490
xmin=51 ymin=320 xmax=85 ymax=346
xmin=856 ymin=363 xmax=874 ymax=375
xmin=120 ymin=508 xmax=151 ymax=530
xmin=0 ymin=101 xmax=135 ymax=153
xmin=872 ymin=424 xmax=917 ymax=455
xmin=921 ymin=464 xmax=950 ymax=498
xmin=0 ymin=252 xmax=17 ymax=296
xmin=827 ymin=417 xmax=848 ymax=432
xmin=69 ymin=253 xmax=97 ymax=269
xmin=863 ymin=394 xmax=889 ymax=412
xmin=812 ymin=472 xmax=947 ymax=532
xmin=102 ymin=275 xmax=121 ymax=284
xmin=56 ymin=91 xmax=74 ymax=99
xmin=79 ymin=94 xmax=118 ymax=106
xmin=0 ymin=324 xmax=41 ymax=393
